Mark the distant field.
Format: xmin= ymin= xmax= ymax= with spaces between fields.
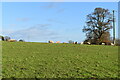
xmin=2 ymin=41 xmax=118 ymax=78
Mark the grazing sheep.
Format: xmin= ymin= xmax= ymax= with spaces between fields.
xmin=8 ymin=39 xmax=17 ymax=42
xmin=111 ymin=43 xmax=114 ymax=46
xmin=80 ymin=42 xmax=84 ymax=44
xmin=87 ymin=42 xmax=91 ymax=45
xmin=56 ymin=41 xmax=60 ymax=43
xmin=75 ymin=41 xmax=78 ymax=44
xmin=102 ymin=43 xmax=105 ymax=45
xmin=72 ymin=42 xmax=75 ymax=44
xmin=48 ymin=40 xmax=54 ymax=43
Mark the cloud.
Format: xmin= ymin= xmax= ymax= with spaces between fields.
xmin=40 ymin=3 xmax=65 ymax=13
xmin=47 ymin=19 xmax=65 ymax=24
xmin=40 ymin=3 xmax=57 ymax=9
xmin=9 ymin=24 xmax=17 ymax=27
xmin=2 ymin=29 xmax=15 ymax=36
xmin=57 ymin=8 xmax=64 ymax=13
xmin=16 ymin=18 xmax=30 ymax=22
xmin=8 ymin=24 xmax=61 ymax=41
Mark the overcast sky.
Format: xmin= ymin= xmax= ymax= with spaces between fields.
xmin=1 ymin=2 xmax=118 ymax=42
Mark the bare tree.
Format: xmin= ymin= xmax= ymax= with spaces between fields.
xmin=83 ymin=8 xmax=113 ymax=44
xmin=0 ymin=35 xmax=4 ymax=41
xmin=115 ymin=38 xmax=120 ymax=46
xmin=4 ymin=36 xmax=10 ymax=41
xmin=68 ymin=40 xmax=74 ymax=44
xmin=100 ymin=31 xmax=111 ymax=45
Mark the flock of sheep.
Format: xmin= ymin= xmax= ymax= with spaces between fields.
xmin=48 ymin=40 xmax=115 ymax=45
xmin=48 ymin=40 xmax=78 ymax=44
xmin=6 ymin=39 xmax=115 ymax=46
xmin=48 ymin=40 xmax=88 ymax=45
xmin=7 ymin=39 xmax=17 ymax=42
xmin=5 ymin=39 xmax=24 ymax=42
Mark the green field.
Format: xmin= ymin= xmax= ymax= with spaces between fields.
xmin=2 ymin=41 xmax=118 ymax=78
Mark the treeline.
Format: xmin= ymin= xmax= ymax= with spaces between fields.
xmin=0 ymin=35 xmax=25 ymax=42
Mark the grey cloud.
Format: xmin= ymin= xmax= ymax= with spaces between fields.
xmin=9 ymin=24 xmax=60 ymax=41
xmin=16 ymin=18 xmax=30 ymax=22
xmin=9 ymin=24 xmax=17 ymax=27
xmin=47 ymin=19 xmax=65 ymax=24
xmin=40 ymin=3 xmax=65 ymax=13
xmin=57 ymin=8 xmax=64 ymax=13
xmin=40 ymin=3 xmax=57 ymax=9
xmin=2 ymin=29 xmax=14 ymax=35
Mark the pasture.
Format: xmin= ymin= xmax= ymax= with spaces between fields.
xmin=2 ymin=41 xmax=118 ymax=78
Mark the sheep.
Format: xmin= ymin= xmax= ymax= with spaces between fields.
xmin=48 ymin=40 xmax=54 ymax=43
xmin=75 ymin=41 xmax=78 ymax=44
xmin=111 ymin=43 xmax=114 ymax=46
xmin=87 ymin=42 xmax=91 ymax=45
xmin=56 ymin=41 xmax=60 ymax=43
xmin=102 ymin=43 xmax=105 ymax=45
xmin=72 ymin=42 xmax=75 ymax=44
xmin=8 ymin=39 xmax=17 ymax=42
xmin=80 ymin=42 xmax=84 ymax=44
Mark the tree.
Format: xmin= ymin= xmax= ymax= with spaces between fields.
xmin=100 ymin=31 xmax=111 ymax=45
xmin=1 ymin=36 xmax=4 ymax=41
xmin=0 ymin=35 xmax=4 ymax=41
xmin=19 ymin=39 xmax=25 ymax=42
xmin=4 ymin=36 xmax=10 ymax=41
xmin=115 ymin=38 xmax=120 ymax=46
xmin=68 ymin=40 xmax=74 ymax=44
xmin=83 ymin=8 xmax=113 ymax=44
xmin=100 ymin=32 xmax=110 ymax=41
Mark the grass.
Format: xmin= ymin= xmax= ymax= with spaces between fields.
xmin=2 ymin=41 xmax=118 ymax=78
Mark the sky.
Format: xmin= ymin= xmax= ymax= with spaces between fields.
xmin=1 ymin=2 xmax=118 ymax=43
xmin=1 ymin=0 xmax=119 ymax=2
